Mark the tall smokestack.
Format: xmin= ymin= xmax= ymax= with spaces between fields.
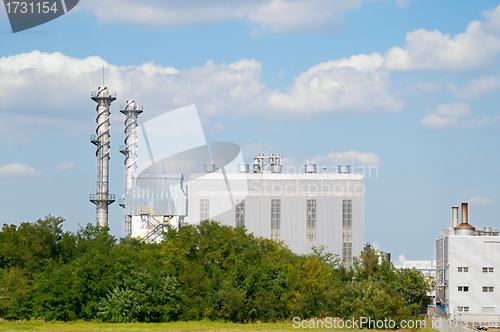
xmin=461 ymin=203 xmax=468 ymax=225
xmin=452 ymin=207 xmax=459 ymax=227
xmin=120 ymin=100 xmax=143 ymax=198
xmin=119 ymin=100 xmax=143 ymax=238
xmin=90 ymin=86 xmax=116 ymax=227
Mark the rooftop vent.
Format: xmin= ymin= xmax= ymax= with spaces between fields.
xmin=204 ymin=164 xmax=216 ymax=173
xmin=305 ymin=164 xmax=317 ymax=173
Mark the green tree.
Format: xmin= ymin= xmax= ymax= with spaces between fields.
xmin=99 ymin=272 xmax=180 ymax=322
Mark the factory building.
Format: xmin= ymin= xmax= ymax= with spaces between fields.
xmin=124 ymin=173 xmax=187 ymax=242
xmin=188 ymin=155 xmax=364 ymax=264
xmin=88 ymin=91 xmax=364 ymax=263
xmin=436 ymin=203 xmax=500 ymax=324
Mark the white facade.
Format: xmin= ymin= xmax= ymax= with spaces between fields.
xmin=436 ymin=204 xmax=500 ymax=325
xmin=187 ymin=171 xmax=364 ymax=263
xmin=396 ymin=257 xmax=437 ymax=278
xmin=437 ymin=233 xmax=500 ymax=315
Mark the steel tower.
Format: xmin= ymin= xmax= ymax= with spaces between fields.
xmin=119 ymin=100 xmax=143 ymax=237
xmin=90 ymin=86 xmax=116 ymax=227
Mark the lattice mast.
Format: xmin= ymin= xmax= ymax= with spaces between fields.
xmin=90 ymin=86 xmax=116 ymax=227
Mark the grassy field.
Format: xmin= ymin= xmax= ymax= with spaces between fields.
xmin=0 ymin=320 xmax=438 ymax=332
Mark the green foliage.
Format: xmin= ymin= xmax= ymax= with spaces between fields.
xmin=0 ymin=217 xmax=432 ymax=324
xmin=99 ymin=272 xmax=180 ymax=323
xmin=160 ymin=221 xmax=297 ymax=322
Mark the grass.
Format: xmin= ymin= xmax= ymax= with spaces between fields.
xmin=0 ymin=320 xmax=438 ymax=332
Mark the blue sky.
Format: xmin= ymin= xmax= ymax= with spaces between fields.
xmin=0 ymin=0 xmax=499 ymax=260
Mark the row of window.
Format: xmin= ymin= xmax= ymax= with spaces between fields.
xmin=458 ymin=267 xmax=494 ymax=273
xmin=198 ymin=198 xmax=353 ymax=265
xmin=458 ymin=307 xmax=496 ymax=314
xmin=458 ymin=286 xmax=495 ymax=292
xmin=342 ymin=200 xmax=352 ymax=267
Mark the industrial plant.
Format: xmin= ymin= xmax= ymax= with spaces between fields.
xmin=88 ymin=86 xmax=365 ymax=264
xmin=435 ymin=203 xmax=500 ymax=324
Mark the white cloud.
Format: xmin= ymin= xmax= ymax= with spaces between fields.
xmin=421 ymin=102 xmax=494 ymax=129
xmin=54 ymin=162 xmax=77 ymax=171
xmin=0 ymin=164 xmax=43 ymax=176
xmin=384 ymin=20 xmax=500 ymax=71
xmin=78 ymin=0 xmax=363 ymax=34
xmin=267 ymin=53 xmax=403 ymax=114
xmin=395 ymin=0 xmax=412 ymax=8
xmin=468 ymin=197 xmax=494 ymax=207
xmin=482 ymin=5 xmax=500 ymax=35
xmin=0 ymin=51 xmax=401 ymax=143
xmin=449 ymin=76 xmax=500 ymax=99
xmin=305 ymin=150 xmax=383 ymax=167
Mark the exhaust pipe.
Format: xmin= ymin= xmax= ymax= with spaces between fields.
xmin=452 ymin=207 xmax=459 ymax=228
xmin=461 ymin=203 xmax=468 ymax=225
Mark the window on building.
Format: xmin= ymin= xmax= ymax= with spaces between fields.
xmin=125 ymin=215 xmax=132 ymax=238
xmin=484 ymin=241 xmax=500 ymax=259
xmin=306 ymin=199 xmax=316 ymax=242
xmin=483 ymin=267 xmax=494 ymax=273
xmin=483 ymin=286 xmax=494 ymax=293
xmin=235 ymin=199 xmax=245 ymax=227
xmin=458 ymin=306 xmax=469 ymax=313
xmin=458 ymin=267 xmax=469 ymax=272
xmin=482 ymin=307 xmax=495 ymax=314
xmin=342 ymin=200 xmax=353 ymax=267
xmin=200 ymin=199 xmax=210 ymax=221
xmin=458 ymin=286 xmax=469 ymax=292
xmin=271 ymin=199 xmax=281 ymax=241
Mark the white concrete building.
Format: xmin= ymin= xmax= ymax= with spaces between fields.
xmin=187 ymin=159 xmax=364 ymax=265
xmin=396 ymin=257 xmax=437 ymax=279
xmin=436 ymin=203 xmax=500 ymax=325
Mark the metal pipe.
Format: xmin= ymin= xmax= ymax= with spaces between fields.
xmin=461 ymin=203 xmax=468 ymax=225
xmin=452 ymin=207 xmax=459 ymax=227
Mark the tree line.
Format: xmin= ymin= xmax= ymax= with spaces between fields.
xmin=0 ymin=216 xmax=432 ymax=323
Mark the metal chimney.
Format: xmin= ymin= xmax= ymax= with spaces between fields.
xmin=120 ymin=100 xmax=143 ymax=200
xmin=454 ymin=202 xmax=475 ymax=235
xmin=452 ymin=207 xmax=459 ymax=228
xmin=461 ymin=203 xmax=468 ymax=225
xmin=90 ymin=87 xmax=116 ymax=227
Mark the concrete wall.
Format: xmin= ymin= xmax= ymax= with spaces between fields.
xmin=444 ymin=236 xmax=500 ymax=315
xmin=188 ymin=172 xmax=364 ymax=258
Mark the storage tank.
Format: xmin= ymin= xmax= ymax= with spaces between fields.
xmin=204 ymin=164 xmax=216 ymax=173
xmin=271 ymin=165 xmax=282 ymax=173
xmin=305 ymin=164 xmax=317 ymax=173
xmin=238 ymin=164 xmax=249 ymax=173
xmin=338 ymin=165 xmax=351 ymax=174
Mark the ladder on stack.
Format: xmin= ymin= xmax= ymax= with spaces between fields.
xmin=138 ymin=207 xmax=171 ymax=243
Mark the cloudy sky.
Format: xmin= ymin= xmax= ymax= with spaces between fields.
xmin=1 ymin=0 xmax=499 ymax=260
